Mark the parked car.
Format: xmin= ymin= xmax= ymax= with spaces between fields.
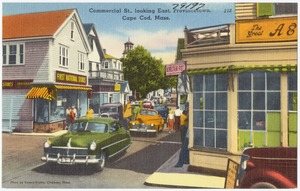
xmin=154 ymin=104 xmax=169 ymax=122
xmin=41 ymin=117 xmax=131 ymax=172
xmin=100 ymin=103 xmax=129 ymax=128
xmin=129 ymin=109 xmax=164 ymax=136
xmin=238 ymin=147 xmax=297 ymax=188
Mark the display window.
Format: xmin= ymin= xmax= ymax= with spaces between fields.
xmin=238 ymin=71 xmax=281 ymax=149
xmin=34 ymin=90 xmax=87 ymax=123
xmin=193 ymin=74 xmax=228 ymax=149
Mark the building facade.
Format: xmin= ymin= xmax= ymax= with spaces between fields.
xmin=181 ymin=3 xmax=297 ymax=173
xmin=2 ymin=9 xmax=91 ymax=132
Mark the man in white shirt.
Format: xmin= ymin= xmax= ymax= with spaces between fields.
xmin=174 ymin=106 xmax=182 ymax=132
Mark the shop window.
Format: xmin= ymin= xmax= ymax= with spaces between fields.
xmin=238 ymin=71 xmax=281 ymax=149
xmin=2 ymin=43 xmax=24 ymax=65
xmin=193 ymin=74 xmax=228 ymax=149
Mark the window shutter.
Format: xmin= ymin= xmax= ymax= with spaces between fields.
xmin=257 ymin=3 xmax=274 ymax=17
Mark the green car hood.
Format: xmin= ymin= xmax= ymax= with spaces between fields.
xmin=49 ymin=132 xmax=109 ymax=148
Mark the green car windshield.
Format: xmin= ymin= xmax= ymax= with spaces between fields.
xmin=69 ymin=122 xmax=108 ymax=133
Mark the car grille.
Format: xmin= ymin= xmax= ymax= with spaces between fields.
xmin=45 ymin=147 xmax=88 ymax=156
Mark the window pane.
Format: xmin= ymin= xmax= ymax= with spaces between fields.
xmin=193 ymin=111 xmax=203 ymax=127
xmin=238 ymin=72 xmax=251 ymax=90
xmin=238 ymin=111 xmax=251 ymax=130
xmin=193 ymin=93 xmax=203 ymax=110
xmin=253 ymin=72 xmax=265 ymax=90
xmin=253 ymin=112 xmax=266 ymax=130
xmin=267 ymin=92 xmax=280 ymax=110
xmin=205 ymin=111 xmax=214 ymax=128
xmin=205 ymin=75 xmax=214 ymax=91
xmin=267 ymin=72 xmax=280 ymax=90
xmin=216 ymin=74 xmax=227 ymax=91
xmin=288 ymin=92 xmax=297 ymax=111
xmin=216 ymin=111 xmax=227 ymax=129
xmin=216 ymin=93 xmax=227 ymax=110
xmin=253 ymin=92 xmax=265 ymax=110
xmin=205 ymin=129 xmax=215 ymax=147
xmin=288 ymin=73 xmax=297 ymax=90
xmin=275 ymin=3 xmax=297 ymax=15
xmin=193 ymin=75 xmax=203 ymax=92
xmin=3 ymin=45 xmax=6 ymax=64
xmin=216 ymin=130 xmax=227 ymax=148
xmin=204 ymin=93 xmax=214 ymax=109
xmin=193 ymin=128 xmax=203 ymax=147
xmin=238 ymin=92 xmax=251 ymax=109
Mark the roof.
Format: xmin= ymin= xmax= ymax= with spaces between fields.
xmin=104 ymin=53 xmax=118 ymax=60
xmin=83 ymin=23 xmax=94 ymax=34
xmin=3 ymin=9 xmax=74 ymax=39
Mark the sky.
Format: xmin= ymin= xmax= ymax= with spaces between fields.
xmin=2 ymin=1 xmax=235 ymax=64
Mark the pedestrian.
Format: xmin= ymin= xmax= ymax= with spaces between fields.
xmin=72 ymin=105 xmax=77 ymax=119
xmin=179 ymin=110 xmax=189 ymax=143
xmin=174 ymin=128 xmax=190 ymax=167
xmin=66 ymin=106 xmax=71 ymax=126
xmin=86 ymin=105 xmax=94 ymax=119
xmin=174 ymin=110 xmax=189 ymax=167
xmin=174 ymin=106 xmax=183 ymax=132
xmin=77 ymin=107 xmax=81 ymax=118
xmin=70 ymin=107 xmax=76 ymax=123
xmin=167 ymin=109 xmax=175 ymax=134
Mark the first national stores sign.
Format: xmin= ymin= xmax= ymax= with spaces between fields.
xmin=56 ymin=71 xmax=87 ymax=85
xmin=166 ymin=62 xmax=186 ymax=76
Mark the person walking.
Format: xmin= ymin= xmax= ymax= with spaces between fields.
xmin=65 ymin=106 xmax=71 ymax=126
xmin=174 ymin=106 xmax=183 ymax=132
xmin=167 ymin=109 xmax=175 ymax=134
xmin=70 ymin=107 xmax=76 ymax=123
xmin=86 ymin=105 xmax=94 ymax=119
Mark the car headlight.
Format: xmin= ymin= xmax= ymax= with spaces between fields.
xmin=132 ymin=122 xmax=135 ymax=126
xmin=44 ymin=140 xmax=51 ymax=148
xmin=90 ymin=141 xmax=97 ymax=151
xmin=150 ymin=124 xmax=154 ymax=127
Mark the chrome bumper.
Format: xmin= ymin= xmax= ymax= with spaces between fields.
xmin=129 ymin=129 xmax=156 ymax=133
xmin=41 ymin=153 xmax=99 ymax=165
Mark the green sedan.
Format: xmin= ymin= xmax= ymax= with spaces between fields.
xmin=41 ymin=117 xmax=131 ymax=171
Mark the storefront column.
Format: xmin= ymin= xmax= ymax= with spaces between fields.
xmin=280 ymin=73 xmax=288 ymax=146
xmin=227 ymin=73 xmax=238 ymax=153
xmin=188 ymin=90 xmax=194 ymax=149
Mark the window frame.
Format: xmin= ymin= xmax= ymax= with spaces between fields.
xmin=59 ymin=45 xmax=69 ymax=67
xmin=2 ymin=43 xmax=25 ymax=65
xmin=78 ymin=51 xmax=85 ymax=71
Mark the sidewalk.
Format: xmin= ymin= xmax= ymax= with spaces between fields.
xmin=10 ymin=130 xmax=68 ymax=137
xmin=145 ymin=150 xmax=225 ymax=188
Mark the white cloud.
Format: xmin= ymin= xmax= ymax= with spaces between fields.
xmin=98 ymin=27 xmax=184 ymax=63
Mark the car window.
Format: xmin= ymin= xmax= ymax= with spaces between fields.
xmin=86 ymin=122 xmax=108 ymax=133
xmin=109 ymin=122 xmax=119 ymax=133
xmin=140 ymin=110 xmax=156 ymax=116
xmin=101 ymin=106 xmax=118 ymax=113
xmin=69 ymin=122 xmax=87 ymax=132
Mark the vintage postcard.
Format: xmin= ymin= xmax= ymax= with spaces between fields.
xmin=2 ymin=1 xmax=298 ymax=189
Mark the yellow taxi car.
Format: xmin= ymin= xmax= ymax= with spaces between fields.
xmin=129 ymin=109 xmax=164 ymax=136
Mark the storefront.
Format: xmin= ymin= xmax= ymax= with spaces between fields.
xmin=25 ymin=71 xmax=91 ymax=132
xmin=182 ymin=16 xmax=297 ymax=173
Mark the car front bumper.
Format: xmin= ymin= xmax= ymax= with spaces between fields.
xmin=41 ymin=153 xmax=100 ymax=165
xmin=129 ymin=128 xmax=156 ymax=133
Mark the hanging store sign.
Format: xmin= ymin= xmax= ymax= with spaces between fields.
xmin=2 ymin=79 xmax=33 ymax=89
xmin=114 ymin=84 xmax=121 ymax=91
xmin=236 ymin=17 xmax=297 ymax=43
xmin=56 ymin=71 xmax=87 ymax=85
xmin=166 ymin=61 xmax=186 ymax=76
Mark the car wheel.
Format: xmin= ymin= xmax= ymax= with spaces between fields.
xmin=251 ymin=182 xmax=277 ymax=188
xmin=96 ymin=152 xmax=106 ymax=172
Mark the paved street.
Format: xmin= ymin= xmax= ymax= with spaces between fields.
xmin=2 ymin=130 xmax=182 ymax=188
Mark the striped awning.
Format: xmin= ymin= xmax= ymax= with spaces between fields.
xmin=25 ymin=85 xmax=91 ymax=100
xmin=25 ymin=87 xmax=55 ymax=100
xmin=188 ymin=64 xmax=297 ymax=75
xmin=55 ymin=85 xmax=91 ymax=91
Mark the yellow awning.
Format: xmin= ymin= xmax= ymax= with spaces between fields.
xmin=25 ymin=87 xmax=55 ymax=100
xmin=55 ymin=85 xmax=92 ymax=91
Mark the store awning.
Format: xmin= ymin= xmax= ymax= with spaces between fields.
xmin=188 ymin=64 xmax=297 ymax=75
xmin=55 ymin=85 xmax=92 ymax=91
xmin=25 ymin=87 xmax=55 ymax=100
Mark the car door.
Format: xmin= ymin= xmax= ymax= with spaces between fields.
xmin=107 ymin=121 xmax=123 ymax=157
